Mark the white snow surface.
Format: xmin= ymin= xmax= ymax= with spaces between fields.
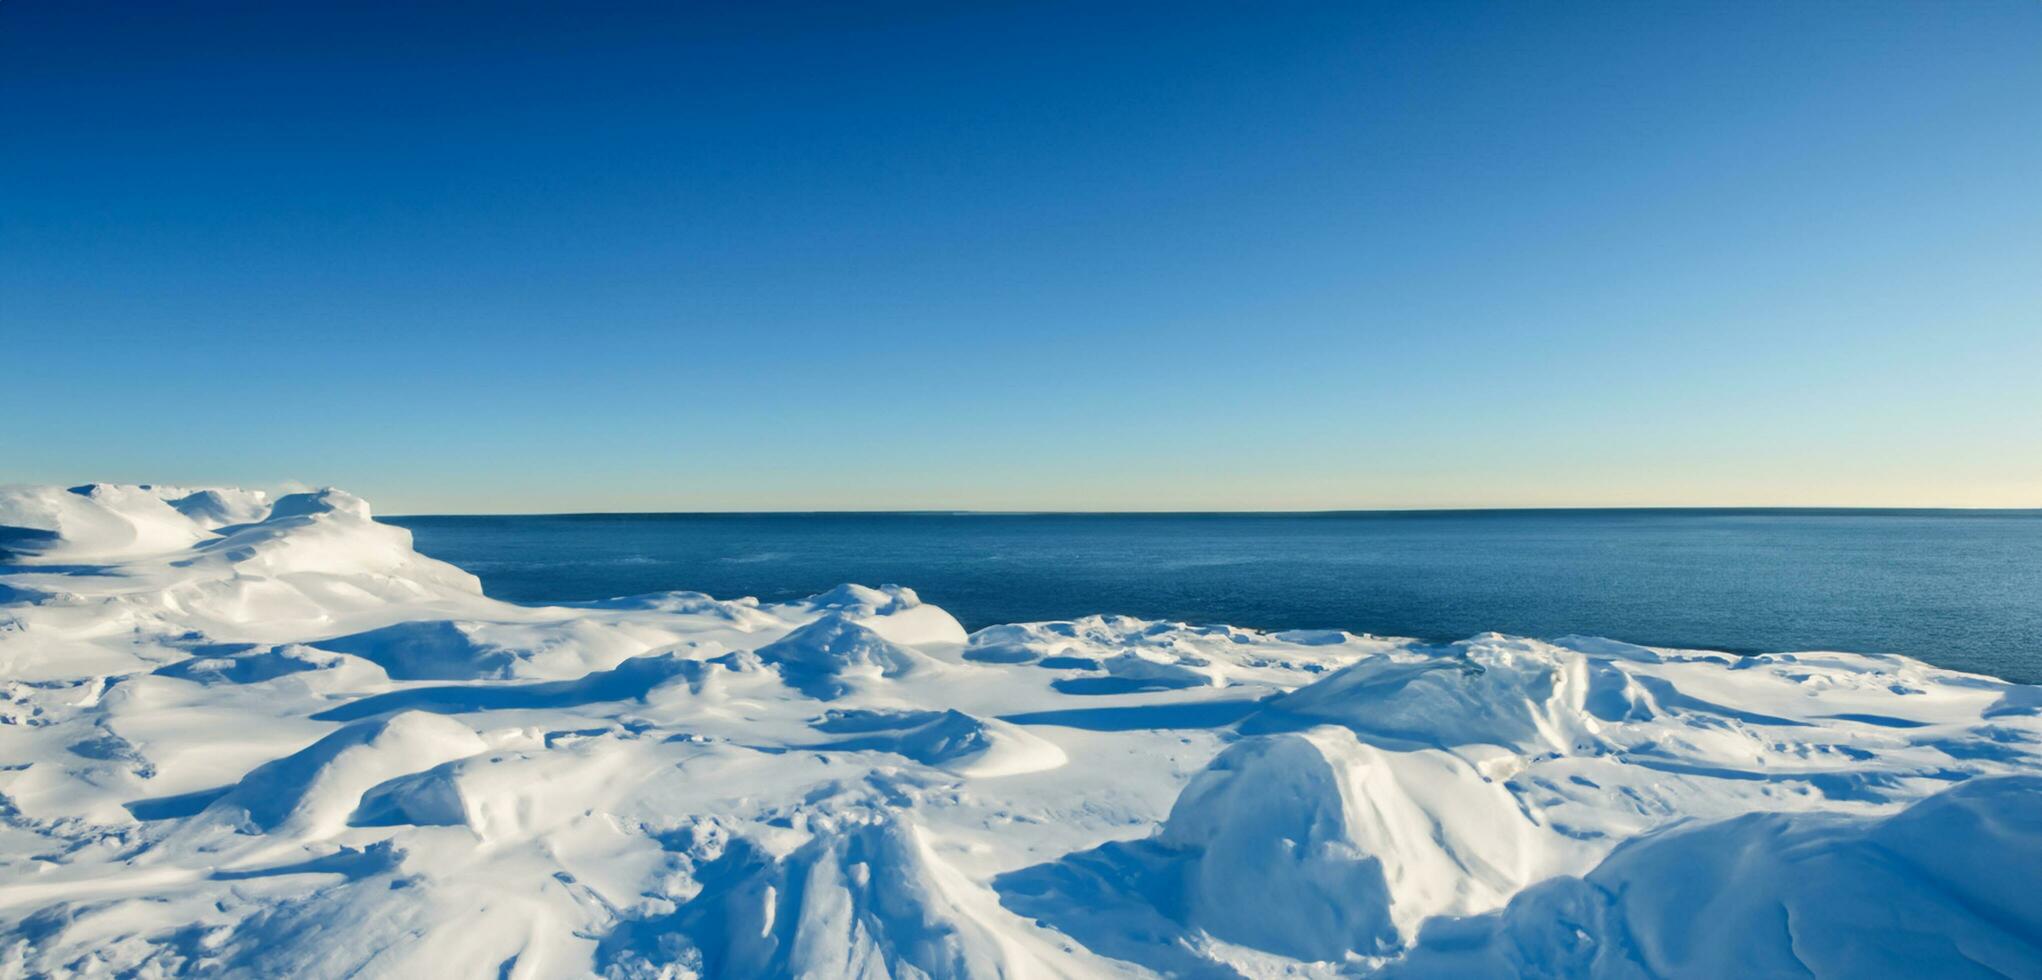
xmin=1 ymin=484 xmax=2038 ymax=978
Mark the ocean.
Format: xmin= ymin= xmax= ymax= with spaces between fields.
xmin=385 ymin=509 xmax=2042 ymax=684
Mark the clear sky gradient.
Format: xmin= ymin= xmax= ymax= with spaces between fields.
xmin=4 ymin=2 xmax=2038 ymax=513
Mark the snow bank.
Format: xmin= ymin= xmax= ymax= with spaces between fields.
xmin=206 ymin=711 xmax=487 ymax=837
xmin=2 ymin=484 xmax=2039 ymax=978
xmin=0 ymin=484 xmax=219 ymax=562
xmin=1393 ymin=775 xmax=2042 ymax=977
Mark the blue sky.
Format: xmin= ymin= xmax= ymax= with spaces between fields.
xmin=3 ymin=2 xmax=2038 ymax=513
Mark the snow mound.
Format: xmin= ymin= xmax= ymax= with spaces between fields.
xmin=755 ymin=612 xmax=937 ymax=699
xmin=153 ymin=642 xmax=387 ymax=688
xmin=998 ymin=725 xmax=1585 ymax=965
xmin=1262 ymin=635 xmax=1618 ymax=752
xmin=599 ymin=809 xmax=1082 ymax=978
xmin=1067 ymin=648 xmax=1222 ymax=693
xmin=313 ymin=651 xmax=752 ymax=723
xmin=779 ymin=583 xmax=969 ymax=647
xmin=0 ymin=484 xmax=213 ymax=561
xmin=967 ymin=614 xmax=1382 ymax=689
xmin=181 ymin=488 xmax=479 ymax=592
xmin=205 ymin=711 xmax=487 ymax=837
xmin=811 ymin=708 xmax=1066 ymax=777
xmin=1394 ymin=775 xmax=2042 ymax=977
xmin=313 ymin=620 xmax=526 ymax=680
xmin=0 ymin=483 xmax=484 ymax=656
xmin=348 ymin=723 xmax=695 ymax=842
xmin=312 ymin=615 xmax=671 ymax=682
xmin=168 ymin=488 xmax=273 ymax=529
xmin=1159 ymin=727 xmax=1581 ymax=947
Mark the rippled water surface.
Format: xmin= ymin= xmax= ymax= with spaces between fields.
xmin=386 ymin=510 xmax=2042 ymax=683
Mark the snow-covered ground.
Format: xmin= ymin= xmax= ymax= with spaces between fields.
xmin=1 ymin=484 xmax=2037 ymax=978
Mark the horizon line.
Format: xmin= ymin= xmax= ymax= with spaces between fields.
xmin=381 ymin=504 xmax=2042 ymax=519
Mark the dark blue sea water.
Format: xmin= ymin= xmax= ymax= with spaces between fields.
xmin=385 ymin=510 xmax=2042 ymax=684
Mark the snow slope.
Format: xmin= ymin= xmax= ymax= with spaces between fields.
xmin=1 ymin=484 xmax=2038 ymax=978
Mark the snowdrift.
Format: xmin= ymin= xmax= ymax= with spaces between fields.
xmin=2 ymin=484 xmax=2038 ymax=978
xmin=1392 ymin=774 xmax=2042 ymax=977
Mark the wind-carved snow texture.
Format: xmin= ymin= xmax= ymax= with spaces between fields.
xmin=0 ymin=485 xmax=2038 ymax=978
